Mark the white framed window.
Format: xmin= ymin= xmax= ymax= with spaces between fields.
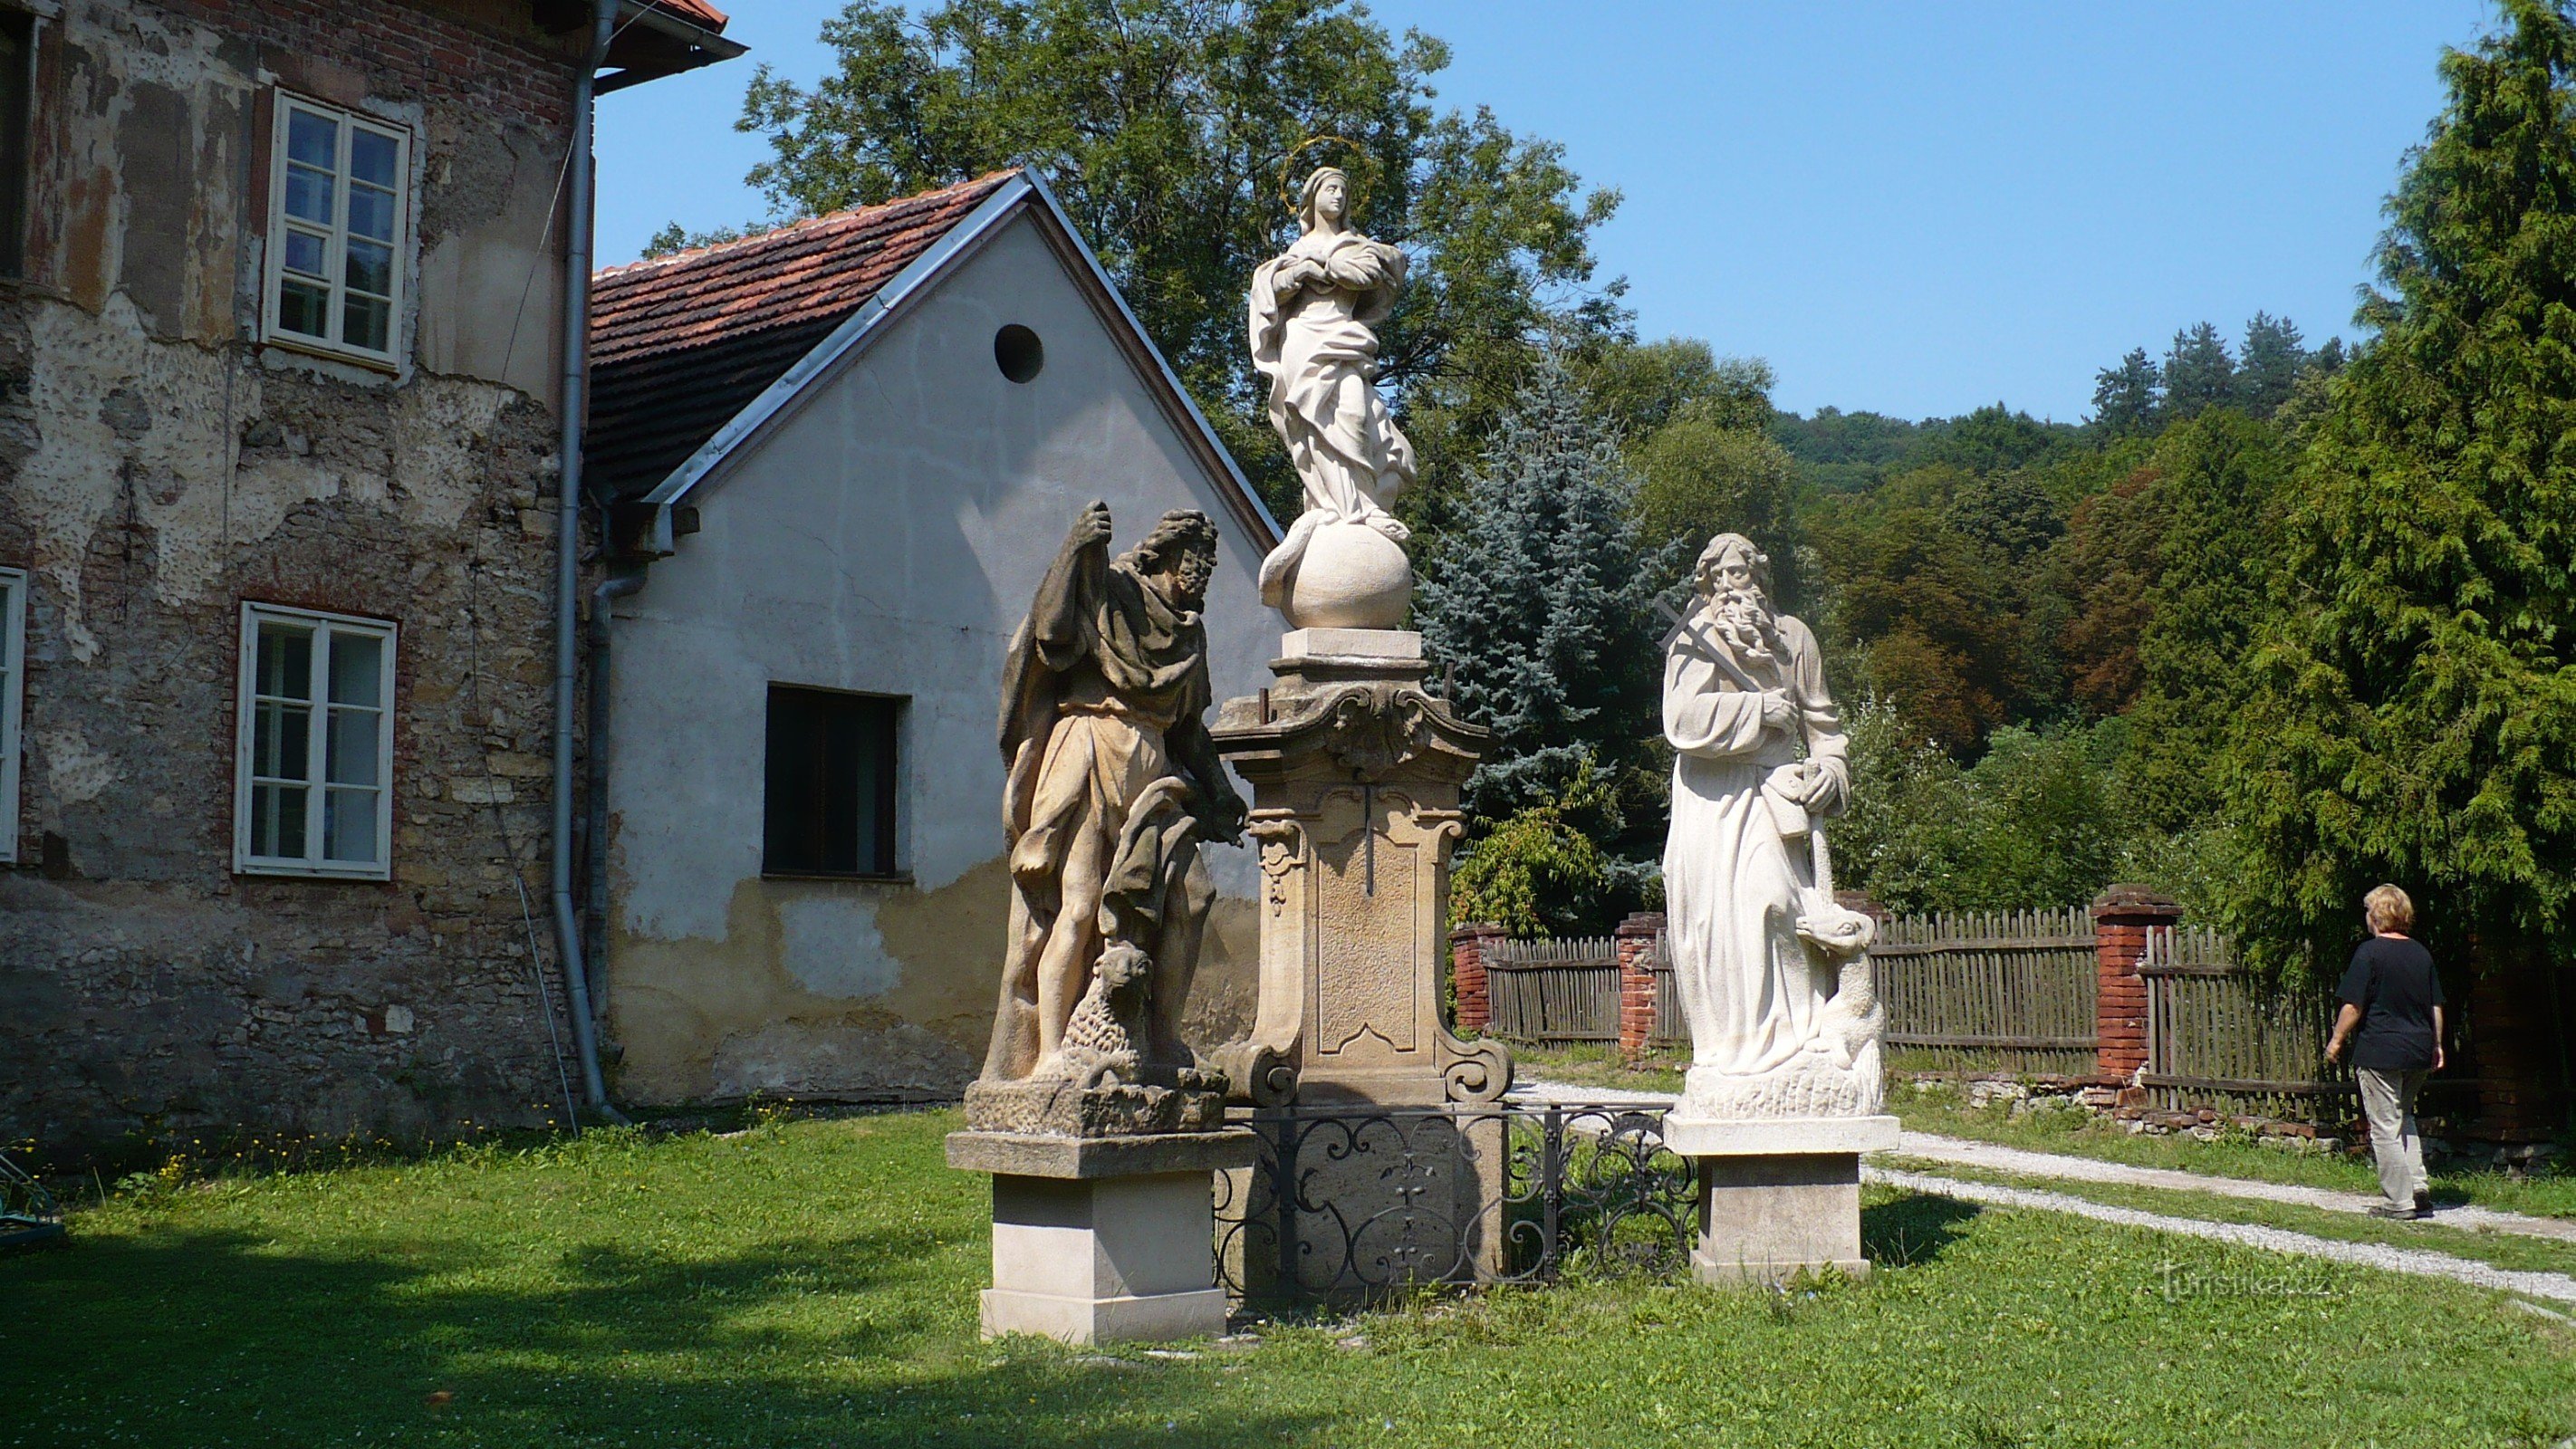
xmin=234 ymin=603 xmax=397 ymax=879
xmin=261 ymin=93 xmax=409 ymax=366
xmin=0 ymin=568 xmax=23 ymax=863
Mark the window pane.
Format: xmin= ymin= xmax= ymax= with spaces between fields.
xmin=253 ymin=701 xmax=310 ymax=781
xmin=253 ymin=782 xmax=308 ymax=859
xmin=343 ymin=293 xmax=389 ymax=352
xmin=328 ymin=631 xmax=382 ymax=707
xmin=344 ymin=237 xmax=392 ymax=298
xmin=324 ymin=707 xmax=379 ymax=787
xmin=282 ymin=227 xmax=328 ymax=280
xmin=284 ymin=162 xmax=333 ymax=226
xmin=256 ymin=625 xmax=312 ymax=698
xmin=278 ymin=279 xmax=329 ymax=338
xmin=348 ymin=184 xmax=395 ymax=244
xmin=323 ymin=787 xmax=378 ymax=863
xmin=286 ymin=110 xmax=337 ymax=169
xmin=350 ymin=129 xmax=399 ymax=188
xmin=764 ymin=686 xmax=899 ymax=876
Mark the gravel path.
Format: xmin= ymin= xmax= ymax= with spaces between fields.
xmin=1511 ymin=1077 xmax=2576 ymax=1246
xmin=1868 ymin=1167 xmax=2576 ymax=1306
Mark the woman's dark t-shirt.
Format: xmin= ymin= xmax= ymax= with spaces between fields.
xmin=2336 ymin=936 xmax=2444 ymax=1072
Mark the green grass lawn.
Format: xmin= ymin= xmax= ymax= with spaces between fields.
xmin=1888 ymin=1081 xmax=2576 ymax=1221
xmin=1507 ymin=1049 xmax=2576 ymax=1220
xmin=8 ymin=1108 xmax=2573 ymax=1448
xmin=1509 ymin=1041 xmax=1686 ymax=1094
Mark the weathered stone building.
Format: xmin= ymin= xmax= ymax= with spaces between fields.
xmin=0 ymin=0 xmax=741 ymax=1156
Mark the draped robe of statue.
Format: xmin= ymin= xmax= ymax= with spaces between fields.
xmin=985 ymin=519 xmax=1232 ymax=1082
xmin=1660 ymin=604 xmax=1852 ymax=1086
xmin=1247 ymin=213 xmax=1416 ymax=602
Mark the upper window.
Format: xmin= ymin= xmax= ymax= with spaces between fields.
xmin=0 ymin=569 xmax=23 ymax=863
xmin=235 ymin=603 xmax=397 ymax=879
xmin=263 ymin=94 xmax=409 ymax=365
xmin=764 ymin=685 xmax=901 ymax=878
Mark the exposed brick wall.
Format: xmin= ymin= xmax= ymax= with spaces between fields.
xmin=1615 ymin=911 xmax=1664 ymax=1060
xmin=149 ymin=0 xmax=582 ymax=131
xmin=1448 ymin=922 xmax=1502 ymax=1034
xmin=2090 ymin=885 xmax=2180 ymax=1088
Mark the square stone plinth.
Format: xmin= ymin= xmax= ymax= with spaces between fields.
xmin=950 ymin=1130 xmax=1254 ymax=1346
xmin=1276 ymin=627 xmax=1420 ymax=662
xmin=1689 ymin=1152 xmax=1868 ymax=1286
xmin=1662 ymin=1115 xmax=1898 ymax=1157
xmin=1666 ymin=1117 xmax=1898 ymax=1287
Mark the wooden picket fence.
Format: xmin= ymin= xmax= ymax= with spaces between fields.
xmin=1873 ymin=908 xmax=2100 ymax=1078
xmin=1485 ymin=936 xmax=1622 ymax=1043
xmin=1476 ymin=911 xmax=2356 ymax=1127
xmin=2142 ymin=926 xmax=2350 ymax=1122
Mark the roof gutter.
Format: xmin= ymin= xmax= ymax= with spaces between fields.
xmin=550 ymin=0 xmax=623 ymax=1125
xmin=597 ymin=1 xmax=745 ymax=94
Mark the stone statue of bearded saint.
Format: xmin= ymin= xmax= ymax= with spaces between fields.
xmin=1662 ymin=533 xmax=1884 ymax=1119
xmin=984 ymin=502 xmax=1250 ymax=1093
xmin=1248 ymin=165 xmax=1416 ymax=606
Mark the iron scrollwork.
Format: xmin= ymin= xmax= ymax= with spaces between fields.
xmin=1212 ymin=1099 xmax=1696 ymax=1304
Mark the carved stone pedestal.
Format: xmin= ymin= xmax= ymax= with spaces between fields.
xmin=1207 ymin=628 xmax=1511 ymax=1108
xmin=947 ymin=1129 xmax=1254 ymax=1344
xmin=1663 ymin=1115 xmax=1898 ymax=1285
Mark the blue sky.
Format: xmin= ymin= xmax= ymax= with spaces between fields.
xmin=598 ymin=2 xmax=2498 ymax=421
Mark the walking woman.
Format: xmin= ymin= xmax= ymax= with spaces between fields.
xmin=2323 ymin=885 xmax=2446 ymax=1220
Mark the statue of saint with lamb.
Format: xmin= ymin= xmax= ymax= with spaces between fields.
xmin=1659 ymin=533 xmax=1884 ymax=1120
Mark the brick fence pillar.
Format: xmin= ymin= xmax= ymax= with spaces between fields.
xmin=1616 ymin=912 xmax=1667 ymax=1060
xmin=2091 ymin=884 xmax=2181 ymax=1089
xmin=2466 ymin=953 xmax=2569 ymax=1147
xmin=1449 ymin=922 xmax=1504 ymax=1034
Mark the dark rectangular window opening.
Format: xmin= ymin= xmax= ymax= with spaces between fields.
xmin=763 ymin=685 xmax=900 ymax=878
xmin=0 ymin=11 xmax=30 ymax=279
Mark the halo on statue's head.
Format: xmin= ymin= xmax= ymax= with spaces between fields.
xmin=1276 ymin=136 xmax=1379 ymax=222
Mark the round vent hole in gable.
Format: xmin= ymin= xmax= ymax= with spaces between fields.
xmin=995 ymin=324 xmax=1044 ymax=383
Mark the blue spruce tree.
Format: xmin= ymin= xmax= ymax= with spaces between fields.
xmin=1418 ymin=353 xmax=1669 ymax=913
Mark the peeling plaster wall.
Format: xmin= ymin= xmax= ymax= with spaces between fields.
xmin=0 ymin=1 xmax=589 ymax=1158
xmin=606 ymin=215 xmax=1272 ymax=1106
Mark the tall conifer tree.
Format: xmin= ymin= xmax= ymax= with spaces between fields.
xmin=2223 ymin=0 xmax=2576 ymax=974
xmin=2161 ymin=321 xmax=2237 ymax=419
xmin=2236 ymin=312 xmax=2312 ymax=419
xmin=1418 ymin=354 xmax=1666 ymax=834
xmin=2090 ymin=348 xmax=2163 ymax=435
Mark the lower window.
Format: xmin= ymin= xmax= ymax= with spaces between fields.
xmin=235 ymin=602 xmax=396 ymax=878
xmin=764 ymin=685 xmax=900 ymax=878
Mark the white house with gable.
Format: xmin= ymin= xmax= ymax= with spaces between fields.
xmin=582 ymin=169 xmax=1282 ymax=1107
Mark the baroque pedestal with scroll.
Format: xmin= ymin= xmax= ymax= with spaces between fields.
xmin=1208 ymin=627 xmax=1513 ymax=1295
xmin=1210 ymin=628 xmax=1509 ymax=1108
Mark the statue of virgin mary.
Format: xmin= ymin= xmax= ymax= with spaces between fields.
xmin=1247 ymin=166 xmax=1416 ymax=609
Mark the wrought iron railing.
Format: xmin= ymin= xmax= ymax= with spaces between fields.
xmin=1 ymin=1149 xmax=62 ymax=1252
xmin=1214 ymin=1100 xmax=1694 ymax=1304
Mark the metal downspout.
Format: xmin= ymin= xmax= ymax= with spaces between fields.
xmin=584 ymin=573 xmax=645 ymax=1031
xmin=550 ymin=0 xmax=621 ymax=1122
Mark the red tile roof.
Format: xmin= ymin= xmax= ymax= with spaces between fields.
xmin=645 ymin=0 xmax=728 ymax=29
xmin=586 ymin=171 xmax=1021 ymax=497
xmin=591 ymin=171 xmax=1016 ymax=370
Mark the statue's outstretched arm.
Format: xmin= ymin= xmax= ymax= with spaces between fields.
xmin=1026 ymin=501 xmax=1112 ymax=659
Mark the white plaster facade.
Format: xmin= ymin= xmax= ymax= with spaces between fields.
xmin=602 ymin=205 xmax=1280 ymax=1105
